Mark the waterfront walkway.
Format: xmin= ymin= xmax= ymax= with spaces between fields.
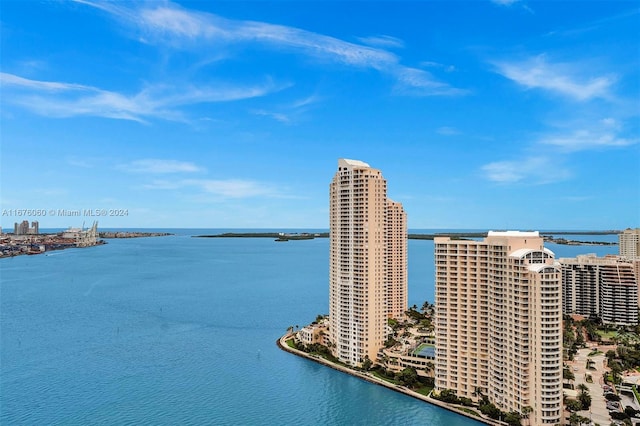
xmin=276 ymin=333 xmax=505 ymax=426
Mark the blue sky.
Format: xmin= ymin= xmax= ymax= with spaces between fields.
xmin=1 ymin=0 xmax=638 ymax=230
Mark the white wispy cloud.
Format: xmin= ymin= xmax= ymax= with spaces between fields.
xmin=252 ymin=109 xmax=291 ymax=124
xmin=437 ymin=126 xmax=461 ymax=136
xmin=481 ymin=156 xmax=571 ymax=184
xmin=76 ymin=0 xmax=463 ymax=97
xmin=291 ymin=94 xmax=321 ymax=109
xmin=143 ymin=178 xmax=284 ymax=199
xmin=530 ymin=116 xmax=637 ymax=152
xmin=480 ymin=115 xmax=636 ymax=185
xmin=1 ymin=73 xmax=285 ymax=122
xmin=0 ymin=72 xmax=95 ymax=92
xmin=394 ymin=67 xmax=467 ymax=96
xmin=421 ymin=61 xmax=456 ymax=73
xmin=120 ymin=159 xmax=205 ymax=174
xmin=185 ymin=179 xmax=279 ymax=198
xmin=491 ymin=0 xmax=521 ymax=5
xmin=356 ymin=35 xmax=405 ymax=49
xmin=545 ymin=8 xmax=640 ymax=38
xmin=539 ymin=128 xmax=636 ymax=152
xmin=493 ymin=55 xmax=615 ymax=101
xmin=251 ymin=93 xmax=322 ymax=124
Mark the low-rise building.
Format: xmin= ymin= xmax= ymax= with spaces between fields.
xmin=297 ymin=323 xmax=328 ymax=346
xmin=379 ymin=336 xmax=435 ymax=377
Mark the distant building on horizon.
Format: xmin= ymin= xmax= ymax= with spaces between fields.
xmin=620 ymin=228 xmax=640 ymax=259
xmin=434 ymin=231 xmax=563 ymax=425
xmin=561 ymin=254 xmax=639 ymax=325
xmin=619 ymin=228 xmax=640 ymax=298
xmin=328 ymin=159 xmax=407 ymax=366
xmin=61 ymin=222 xmax=99 ymax=247
xmin=13 ymin=220 xmax=38 ymax=235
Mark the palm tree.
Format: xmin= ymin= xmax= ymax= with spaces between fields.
xmin=521 ymin=406 xmax=533 ymax=426
xmin=563 ymin=367 xmax=576 ymax=381
xmin=425 ymin=361 xmax=435 ymax=378
xmin=576 ymin=383 xmax=591 ymax=409
xmin=472 ymin=386 xmax=484 ymax=402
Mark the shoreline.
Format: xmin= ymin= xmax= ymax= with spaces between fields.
xmin=99 ymin=231 xmax=173 ymax=238
xmin=276 ymin=333 xmax=504 ymax=426
xmin=196 ymin=231 xmax=619 ymax=245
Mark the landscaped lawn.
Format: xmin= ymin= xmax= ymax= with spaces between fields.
xmin=459 ymin=407 xmax=482 ymax=417
xmin=596 ymin=330 xmax=618 ymax=340
xmin=371 ymin=370 xmax=399 ymax=385
xmin=415 ymin=385 xmax=434 ymax=396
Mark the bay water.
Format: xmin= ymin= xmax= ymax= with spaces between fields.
xmin=0 ymin=230 xmax=617 ymax=425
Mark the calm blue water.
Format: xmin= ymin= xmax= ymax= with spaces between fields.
xmin=0 ymin=229 xmax=618 ymax=425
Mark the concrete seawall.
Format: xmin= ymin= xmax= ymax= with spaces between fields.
xmin=276 ymin=334 xmax=504 ymax=426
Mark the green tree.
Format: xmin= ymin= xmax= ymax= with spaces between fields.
xmin=362 ymin=356 xmax=373 ymax=371
xmin=478 ymin=401 xmax=502 ymax=420
xmin=396 ymin=367 xmax=419 ymax=388
xmin=563 ymin=367 xmax=575 ymax=381
xmin=569 ymin=412 xmax=589 ymax=425
xmin=610 ymin=361 xmax=623 ymax=384
xmin=521 ymin=406 xmax=533 ymax=426
xmin=472 ymin=386 xmax=484 ymax=400
xmin=436 ymin=389 xmax=459 ymax=404
xmin=578 ymin=391 xmax=592 ymax=411
xmin=503 ymin=411 xmax=522 ymax=426
xmin=565 ymin=399 xmax=582 ymax=412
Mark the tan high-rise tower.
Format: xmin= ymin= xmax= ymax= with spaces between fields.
xmin=329 ymin=159 xmax=407 ymax=366
xmin=434 ymin=231 xmax=562 ymax=425
xmin=620 ymin=228 xmax=640 ymax=259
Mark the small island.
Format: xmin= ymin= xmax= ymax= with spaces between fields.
xmin=542 ymin=236 xmax=617 ymax=246
xmin=99 ymin=231 xmax=173 ymax=238
xmin=194 ymin=232 xmax=326 ymax=242
xmin=194 ymin=230 xmax=621 ymax=245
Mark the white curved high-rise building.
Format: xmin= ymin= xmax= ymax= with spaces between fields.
xmin=434 ymin=231 xmax=562 ymax=425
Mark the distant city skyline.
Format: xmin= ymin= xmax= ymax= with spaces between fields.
xmin=1 ymin=1 xmax=638 ymax=229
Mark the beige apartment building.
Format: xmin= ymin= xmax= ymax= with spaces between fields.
xmin=329 ymin=159 xmax=407 ymax=366
xmin=619 ymin=229 xmax=640 ymax=292
xmin=386 ymin=200 xmax=408 ymax=320
xmin=435 ymin=231 xmax=562 ymax=425
xmin=561 ymin=254 xmax=639 ymax=325
xmin=619 ymin=228 xmax=640 ymax=259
